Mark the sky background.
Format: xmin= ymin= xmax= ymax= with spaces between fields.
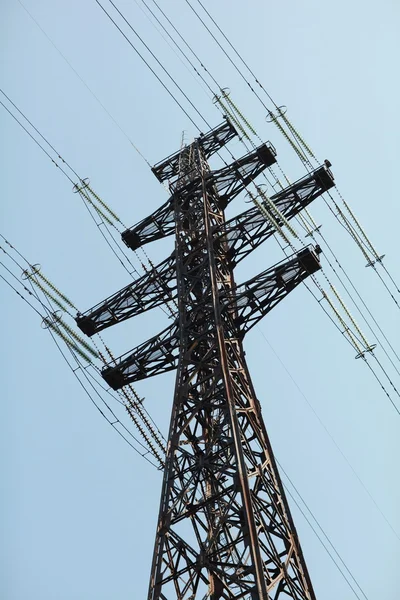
xmin=1 ymin=1 xmax=399 ymax=598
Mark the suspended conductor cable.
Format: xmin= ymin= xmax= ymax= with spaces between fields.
xmin=257 ymin=326 xmax=400 ymax=542
xmin=0 ymin=268 xmax=45 ymax=319
xmin=278 ymin=460 xmax=369 ymax=600
xmin=48 ymin=327 xmax=160 ymax=467
xmin=17 ymin=0 xmax=153 ymax=166
xmin=25 ymin=272 xmax=163 ymax=465
xmin=0 ymin=88 xmax=80 ymax=180
xmin=1 ymin=266 xmax=155 ymax=464
xmin=192 ymin=0 xmax=278 ymax=108
xmin=95 ymin=0 xmax=201 ymax=130
xmin=0 ymin=99 xmax=75 ymax=185
xmin=96 ymin=338 xmax=166 ymax=443
xmin=271 ymin=233 xmax=400 ymax=410
xmin=131 ymin=0 xmax=212 ymax=99
xmin=147 ymin=0 xmax=222 ymax=92
xmin=190 ymin=0 xmax=317 ymax=165
xmin=184 ymin=0 xmax=270 ymax=113
xmin=313 ymin=231 xmax=400 ymax=369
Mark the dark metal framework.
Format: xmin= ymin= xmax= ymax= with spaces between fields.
xmin=77 ymin=120 xmax=332 ymax=599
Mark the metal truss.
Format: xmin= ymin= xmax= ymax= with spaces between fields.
xmin=122 ymin=142 xmax=277 ymax=251
xmin=78 ymin=121 xmax=327 ymax=599
xmin=76 ymin=253 xmax=176 ymax=336
xmin=223 ymin=163 xmax=334 ymax=266
xmin=78 ymin=166 xmax=331 ymax=337
xmin=101 ymin=247 xmax=321 ymax=390
xmin=151 ymin=118 xmax=238 ymax=183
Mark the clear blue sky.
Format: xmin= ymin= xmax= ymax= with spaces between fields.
xmin=1 ymin=1 xmax=399 ymax=598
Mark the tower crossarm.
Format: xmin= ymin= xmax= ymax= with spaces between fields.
xmin=229 ymin=246 xmax=321 ymax=333
xmin=100 ymin=249 xmax=320 ymax=391
xmin=221 ymin=163 xmax=335 ymax=266
xmin=75 ymin=253 xmax=176 ymax=336
xmin=121 ymin=196 xmax=174 ymax=251
xmin=204 ymin=142 xmax=277 ymax=209
xmin=151 ymin=118 xmax=238 ymax=183
xmin=122 ymin=143 xmax=277 ymax=251
xmin=102 ymin=322 xmax=179 ymax=390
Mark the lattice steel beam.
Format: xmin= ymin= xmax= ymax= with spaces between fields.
xmin=223 ymin=163 xmax=334 ymax=266
xmin=77 ymin=165 xmax=332 ymax=337
xmin=121 ymin=143 xmax=277 ymax=251
xmin=101 ymin=247 xmax=321 ymax=390
xmin=152 ymin=118 xmax=237 ymax=183
xmin=76 ymin=253 xmax=176 ymax=336
xmin=81 ymin=120 xmax=321 ymax=599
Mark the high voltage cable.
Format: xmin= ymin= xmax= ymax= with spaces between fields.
xmin=268 ymin=223 xmax=400 ymax=413
xmin=184 ymin=0 xmax=271 ymax=114
xmin=312 ymin=230 xmax=400 ymax=371
xmin=94 ymin=0 xmax=259 ymax=173
xmin=0 ymin=267 xmax=159 ymax=466
xmin=0 ymin=94 xmax=179 ymax=320
xmin=94 ymin=0 xmax=202 ymax=130
xmin=131 ymin=0 xmax=212 ymax=99
xmin=145 ymin=0 xmax=222 ymax=92
xmin=88 ymin=0 xmax=398 ymax=410
xmin=2 ymin=253 xmax=376 ymax=595
xmin=8 ymin=5 xmax=398 ymax=591
xmin=34 ymin=269 xmax=168 ymax=453
xmin=0 ymin=88 xmax=80 ymax=180
xmin=192 ymin=0 xmax=279 ymax=109
xmin=1 ymin=236 xmax=167 ymax=461
xmin=278 ymin=461 xmax=369 ymax=600
xmin=105 ymin=0 xmax=211 ymax=129
xmin=17 ymin=0 xmax=153 ymax=167
xmin=184 ymin=0 xmax=400 ymax=296
xmin=127 ymin=0 xmax=400 ymax=323
xmin=257 ymin=325 xmax=400 ymax=542
xmin=11 ymin=3 xmax=400 ymax=504
xmin=0 ymin=92 xmax=171 ymax=290
xmin=0 ymin=98 xmax=75 ymax=185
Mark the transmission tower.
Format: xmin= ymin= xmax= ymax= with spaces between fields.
xmin=77 ymin=118 xmax=334 ymax=599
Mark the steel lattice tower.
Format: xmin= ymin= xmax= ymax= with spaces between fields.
xmin=77 ymin=119 xmax=335 ymax=599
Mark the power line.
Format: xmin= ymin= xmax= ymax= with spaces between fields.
xmin=184 ymin=0 xmax=271 ymax=113
xmin=0 ymin=88 xmax=80 ymax=178
xmin=16 ymin=0 xmax=152 ymax=167
xmin=0 ymin=261 xmax=161 ymax=467
xmin=257 ymin=325 xmax=400 ymax=542
xmin=0 ymin=98 xmax=75 ymax=184
xmin=192 ymin=0 xmax=279 ymax=108
xmin=279 ymin=462 xmax=369 ymax=600
xmin=95 ymin=0 xmax=201 ymax=130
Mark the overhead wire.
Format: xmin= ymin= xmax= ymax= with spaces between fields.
xmin=219 ymin=98 xmax=400 ymax=383
xmin=0 ymin=263 xmax=159 ymax=466
xmin=16 ymin=0 xmax=154 ymax=167
xmin=256 ymin=325 xmax=400 ymax=542
xmin=278 ymin=460 xmax=369 ymax=600
xmin=0 ymin=98 xmax=75 ymax=185
xmin=95 ymin=0 xmax=202 ymax=130
xmin=121 ymin=0 xmax=400 ymax=342
xmin=28 ymin=267 xmax=167 ymax=464
xmin=6 ymin=9 xmax=399 ymax=589
xmin=0 ymin=235 xmax=167 ymax=462
xmin=14 ymin=3 xmax=400 ymax=510
xmin=0 ymin=92 xmax=177 ymax=318
xmin=8 ymin=22 xmax=396 ymax=416
xmin=264 ymin=216 xmax=400 ymax=414
xmin=131 ymin=0 xmax=212 ymax=99
xmin=185 ymin=0 xmax=400 ymax=298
